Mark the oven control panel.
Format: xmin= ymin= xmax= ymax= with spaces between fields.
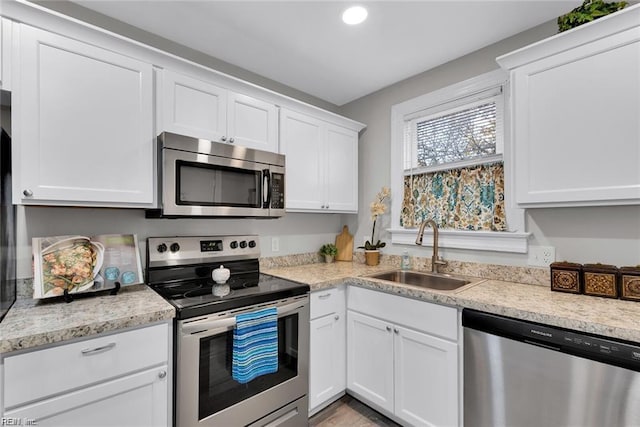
xmin=147 ymin=235 xmax=260 ymax=267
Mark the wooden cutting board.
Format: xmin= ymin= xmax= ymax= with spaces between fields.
xmin=335 ymin=225 xmax=353 ymax=261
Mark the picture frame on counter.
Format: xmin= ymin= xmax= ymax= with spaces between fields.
xmin=32 ymin=234 xmax=143 ymax=300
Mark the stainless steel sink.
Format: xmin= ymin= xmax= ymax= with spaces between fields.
xmin=366 ymin=270 xmax=474 ymax=291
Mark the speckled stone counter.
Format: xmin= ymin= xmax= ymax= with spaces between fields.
xmin=264 ymin=261 xmax=395 ymax=290
xmin=0 ymin=285 xmax=175 ymax=354
xmin=264 ymin=262 xmax=640 ymax=343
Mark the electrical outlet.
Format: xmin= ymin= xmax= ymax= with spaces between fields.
xmin=271 ymin=237 xmax=280 ymax=252
xmin=528 ymin=245 xmax=556 ymax=267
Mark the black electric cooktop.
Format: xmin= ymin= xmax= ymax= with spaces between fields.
xmin=146 ymin=236 xmax=309 ymax=320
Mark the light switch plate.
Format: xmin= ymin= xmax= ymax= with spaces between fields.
xmin=271 ymin=237 xmax=280 ymax=252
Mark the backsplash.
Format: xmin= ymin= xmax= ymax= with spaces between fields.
xmin=16 ymin=252 xmax=549 ymax=300
xmin=264 ymin=252 xmax=549 ymax=286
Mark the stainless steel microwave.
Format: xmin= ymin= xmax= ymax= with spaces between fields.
xmin=147 ymin=132 xmax=285 ymax=218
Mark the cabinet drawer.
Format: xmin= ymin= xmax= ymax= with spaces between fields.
xmin=310 ymin=286 xmax=345 ymax=320
xmin=4 ymin=323 xmax=169 ymax=409
xmin=347 ymin=286 xmax=457 ymax=341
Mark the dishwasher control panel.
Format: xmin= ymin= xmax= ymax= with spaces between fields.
xmin=463 ymin=309 xmax=640 ymax=372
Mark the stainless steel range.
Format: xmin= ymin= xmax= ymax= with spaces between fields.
xmin=146 ymin=235 xmax=309 ymax=427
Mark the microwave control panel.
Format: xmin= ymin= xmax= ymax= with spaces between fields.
xmin=271 ymin=173 xmax=285 ymax=209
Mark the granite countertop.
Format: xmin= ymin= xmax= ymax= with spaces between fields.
xmin=264 ymin=262 xmax=640 ymax=343
xmin=0 ymin=285 xmax=175 ymax=354
xmin=4 ymin=260 xmax=638 ymax=355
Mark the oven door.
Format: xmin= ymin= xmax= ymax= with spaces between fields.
xmin=162 ymin=147 xmax=274 ymax=217
xmin=177 ymin=296 xmax=309 ymax=426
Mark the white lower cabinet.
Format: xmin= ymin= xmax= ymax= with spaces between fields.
xmin=346 ymin=311 xmax=394 ymax=413
xmin=347 ymin=286 xmax=460 ymax=426
xmin=1 ymin=323 xmax=171 ymax=427
xmin=5 ymin=367 xmax=167 ymax=427
xmin=309 ymin=286 xmax=346 ymax=415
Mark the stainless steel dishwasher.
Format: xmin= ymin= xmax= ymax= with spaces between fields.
xmin=463 ymin=309 xmax=640 ymax=427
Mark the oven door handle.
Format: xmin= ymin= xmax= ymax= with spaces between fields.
xmin=181 ymin=299 xmax=306 ymax=336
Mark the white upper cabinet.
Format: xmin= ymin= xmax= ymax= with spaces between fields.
xmin=325 ymin=124 xmax=358 ymax=212
xmin=279 ymin=109 xmax=325 ymax=210
xmin=159 ymin=69 xmax=279 ymax=153
xmin=0 ymin=18 xmax=12 ymax=90
xmin=498 ymin=5 xmax=640 ymax=207
xmin=227 ymin=92 xmax=279 ymax=152
xmin=159 ymin=69 xmax=227 ymax=143
xmin=13 ymin=24 xmax=155 ymax=207
xmin=281 ymin=108 xmax=359 ymax=213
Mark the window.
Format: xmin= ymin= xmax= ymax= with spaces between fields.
xmin=411 ymin=100 xmax=498 ymax=168
xmin=390 ymin=70 xmax=528 ymax=253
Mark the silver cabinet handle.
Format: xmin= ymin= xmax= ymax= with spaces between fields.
xmin=386 ymin=326 xmax=391 ymax=332
xmin=81 ymin=342 xmax=116 ymax=356
xmin=158 ymin=370 xmax=167 ymax=379
xmin=229 ymin=137 xmax=235 ymax=143
xmin=221 ymin=136 xmax=227 ymax=142
xmin=23 ymin=189 xmax=33 ymax=197
xmin=334 ymin=315 xmax=340 ymax=320
xmin=318 ymin=293 xmax=332 ymax=300
xmin=394 ymin=328 xmax=399 ymax=334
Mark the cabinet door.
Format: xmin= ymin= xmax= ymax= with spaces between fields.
xmin=394 ymin=325 xmax=458 ymax=427
xmin=15 ymin=25 xmax=154 ymax=206
xmin=160 ymin=69 xmax=227 ymax=143
xmin=309 ymin=312 xmax=346 ymax=414
xmin=5 ymin=366 xmax=169 ymax=427
xmin=511 ymin=27 xmax=640 ymax=207
xmin=346 ymin=311 xmax=394 ymax=414
xmin=280 ymin=109 xmax=325 ymax=210
xmin=227 ymin=92 xmax=278 ymax=152
xmin=0 ymin=18 xmax=10 ymax=90
xmin=325 ymin=124 xmax=358 ymax=213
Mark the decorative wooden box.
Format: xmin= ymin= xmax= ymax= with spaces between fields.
xmin=550 ymin=262 xmax=582 ymax=294
xmin=582 ymin=264 xmax=619 ymax=298
xmin=619 ymin=266 xmax=640 ymax=302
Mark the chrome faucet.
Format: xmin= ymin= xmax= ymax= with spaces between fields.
xmin=415 ymin=220 xmax=448 ymax=273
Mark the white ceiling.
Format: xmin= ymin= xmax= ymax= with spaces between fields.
xmin=70 ymin=1 xmax=581 ymax=106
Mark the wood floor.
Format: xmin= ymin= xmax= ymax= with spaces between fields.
xmin=309 ymin=395 xmax=401 ymax=427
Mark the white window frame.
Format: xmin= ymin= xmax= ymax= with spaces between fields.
xmin=390 ymin=69 xmax=529 ymax=253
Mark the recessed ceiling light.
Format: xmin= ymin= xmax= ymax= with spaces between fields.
xmin=342 ymin=6 xmax=368 ymax=25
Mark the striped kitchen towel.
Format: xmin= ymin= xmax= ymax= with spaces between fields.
xmin=232 ymin=306 xmax=278 ymax=384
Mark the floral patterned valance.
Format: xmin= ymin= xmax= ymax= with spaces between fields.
xmin=401 ymin=162 xmax=507 ymax=231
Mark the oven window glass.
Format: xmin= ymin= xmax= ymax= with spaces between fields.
xmin=176 ymin=160 xmax=261 ymax=207
xmin=198 ymin=313 xmax=299 ymax=420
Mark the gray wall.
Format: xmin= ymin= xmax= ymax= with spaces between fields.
xmin=339 ymin=20 xmax=640 ymax=267
xmin=15 ymin=207 xmax=344 ymax=278
xmin=32 ymin=0 xmax=341 ymax=114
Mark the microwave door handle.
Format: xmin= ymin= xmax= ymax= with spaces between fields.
xmin=263 ymin=169 xmax=271 ymax=209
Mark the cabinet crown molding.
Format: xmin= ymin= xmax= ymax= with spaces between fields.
xmin=496 ymin=3 xmax=640 ymax=70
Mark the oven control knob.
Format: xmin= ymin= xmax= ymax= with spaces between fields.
xmin=230 ymin=241 xmax=238 ymax=249
xmin=157 ymin=243 xmax=168 ymax=253
xmin=239 ymin=241 xmax=247 ymax=249
xmin=170 ymin=243 xmax=180 ymax=253
xmin=248 ymin=240 xmax=256 ymax=248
